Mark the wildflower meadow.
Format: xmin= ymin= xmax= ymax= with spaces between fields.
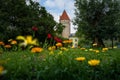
xmin=0 ymin=35 xmax=120 ymax=80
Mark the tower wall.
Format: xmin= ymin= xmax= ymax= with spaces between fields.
xmin=60 ymin=20 xmax=70 ymax=38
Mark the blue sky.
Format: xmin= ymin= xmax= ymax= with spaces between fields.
xmin=33 ymin=0 xmax=76 ymax=33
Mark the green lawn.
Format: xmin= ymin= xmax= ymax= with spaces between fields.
xmin=0 ymin=48 xmax=120 ymax=80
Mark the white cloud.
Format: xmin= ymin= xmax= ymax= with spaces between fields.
xmin=41 ymin=0 xmax=76 ymax=33
xmin=33 ymin=0 xmax=40 ymax=2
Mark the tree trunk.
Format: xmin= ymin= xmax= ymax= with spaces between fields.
xmin=93 ymin=37 xmax=105 ymax=47
xmin=111 ymin=37 xmax=113 ymax=49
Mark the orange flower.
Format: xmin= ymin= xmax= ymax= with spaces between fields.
xmin=4 ymin=45 xmax=11 ymax=48
xmin=11 ymin=40 xmax=17 ymax=45
xmin=0 ymin=41 xmax=4 ymax=46
xmin=31 ymin=47 xmax=43 ymax=53
xmin=0 ymin=65 xmax=7 ymax=75
xmin=0 ymin=65 xmax=4 ymax=74
xmin=63 ymin=40 xmax=72 ymax=44
xmin=56 ymin=43 xmax=62 ymax=47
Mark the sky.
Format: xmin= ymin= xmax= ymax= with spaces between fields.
xmin=33 ymin=0 xmax=77 ymax=33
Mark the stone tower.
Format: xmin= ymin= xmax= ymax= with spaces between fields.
xmin=59 ymin=10 xmax=70 ymax=38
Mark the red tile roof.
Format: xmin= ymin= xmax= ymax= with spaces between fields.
xmin=60 ymin=10 xmax=70 ymax=20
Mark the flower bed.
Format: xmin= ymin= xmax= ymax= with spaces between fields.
xmin=0 ymin=48 xmax=120 ymax=80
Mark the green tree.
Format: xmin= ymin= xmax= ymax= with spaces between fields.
xmin=0 ymin=0 xmax=35 ymax=41
xmin=73 ymin=0 xmax=120 ymax=47
xmin=54 ymin=23 xmax=65 ymax=35
xmin=0 ymin=0 xmax=58 ymax=43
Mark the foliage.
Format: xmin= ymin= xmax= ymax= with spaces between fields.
xmin=54 ymin=23 xmax=65 ymax=35
xmin=73 ymin=0 xmax=120 ymax=46
xmin=0 ymin=0 xmax=63 ymax=42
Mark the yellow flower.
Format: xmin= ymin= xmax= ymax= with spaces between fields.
xmin=71 ymin=45 xmax=75 ymax=48
xmin=48 ymin=47 xmax=52 ymax=51
xmin=93 ymin=43 xmax=97 ymax=46
xmin=63 ymin=40 xmax=68 ymax=44
xmin=0 ymin=66 xmax=4 ymax=74
xmin=88 ymin=59 xmax=100 ymax=66
xmin=16 ymin=35 xmax=38 ymax=46
xmin=56 ymin=43 xmax=62 ymax=47
xmin=8 ymin=39 xmax=13 ymax=42
xmin=85 ymin=49 xmax=88 ymax=51
xmin=48 ymin=46 xmax=56 ymax=51
xmin=0 ymin=65 xmax=7 ymax=75
xmin=113 ymin=46 xmax=117 ymax=49
xmin=75 ymin=57 xmax=86 ymax=61
xmin=60 ymin=47 xmax=68 ymax=51
xmin=95 ymin=50 xmax=100 ymax=53
xmin=102 ymin=48 xmax=108 ymax=52
xmin=80 ymin=47 xmax=86 ymax=50
xmin=31 ymin=47 xmax=43 ymax=53
xmin=89 ymin=48 xmax=93 ymax=51
xmin=16 ymin=36 xmax=25 ymax=40
xmin=49 ymin=51 xmax=54 ymax=55
xmin=26 ymin=36 xmax=32 ymax=44
xmin=58 ymin=51 xmax=63 ymax=55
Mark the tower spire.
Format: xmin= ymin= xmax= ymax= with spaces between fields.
xmin=60 ymin=10 xmax=70 ymax=20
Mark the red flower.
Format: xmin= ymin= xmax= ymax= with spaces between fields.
xmin=32 ymin=26 xmax=38 ymax=31
xmin=54 ymin=37 xmax=62 ymax=43
xmin=47 ymin=33 xmax=52 ymax=39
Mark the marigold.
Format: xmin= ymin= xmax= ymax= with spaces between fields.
xmin=80 ymin=48 xmax=86 ymax=50
xmin=31 ymin=47 xmax=43 ymax=53
xmin=0 ymin=65 xmax=4 ymax=74
xmin=95 ymin=50 xmax=100 ymax=53
xmin=56 ymin=43 xmax=62 ymax=47
xmin=48 ymin=46 xmax=56 ymax=51
xmin=89 ymin=48 xmax=93 ymax=51
xmin=88 ymin=59 xmax=100 ymax=66
xmin=4 ymin=45 xmax=11 ymax=48
xmin=60 ymin=47 xmax=68 ymax=51
xmin=63 ymin=40 xmax=72 ymax=44
xmin=49 ymin=51 xmax=54 ymax=55
xmin=102 ymin=48 xmax=108 ymax=51
xmin=0 ymin=41 xmax=4 ymax=46
xmin=11 ymin=40 xmax=17 ymax=45
xmin=71 ymin=45 xmax=75 ymax=48
xmin=0 ymin=65 xmax=7 ymax=75
xmin=75 ymin=57 xmax=86 ymax=61
xmin=63 ymin=40 xmax=68 ymax=43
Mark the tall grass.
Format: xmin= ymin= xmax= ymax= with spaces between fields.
xmin=0 ymin=48 xmax=120 ymax=80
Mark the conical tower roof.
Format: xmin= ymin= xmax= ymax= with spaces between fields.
xmin=60 ymin=10 xmax=70 ymax=20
